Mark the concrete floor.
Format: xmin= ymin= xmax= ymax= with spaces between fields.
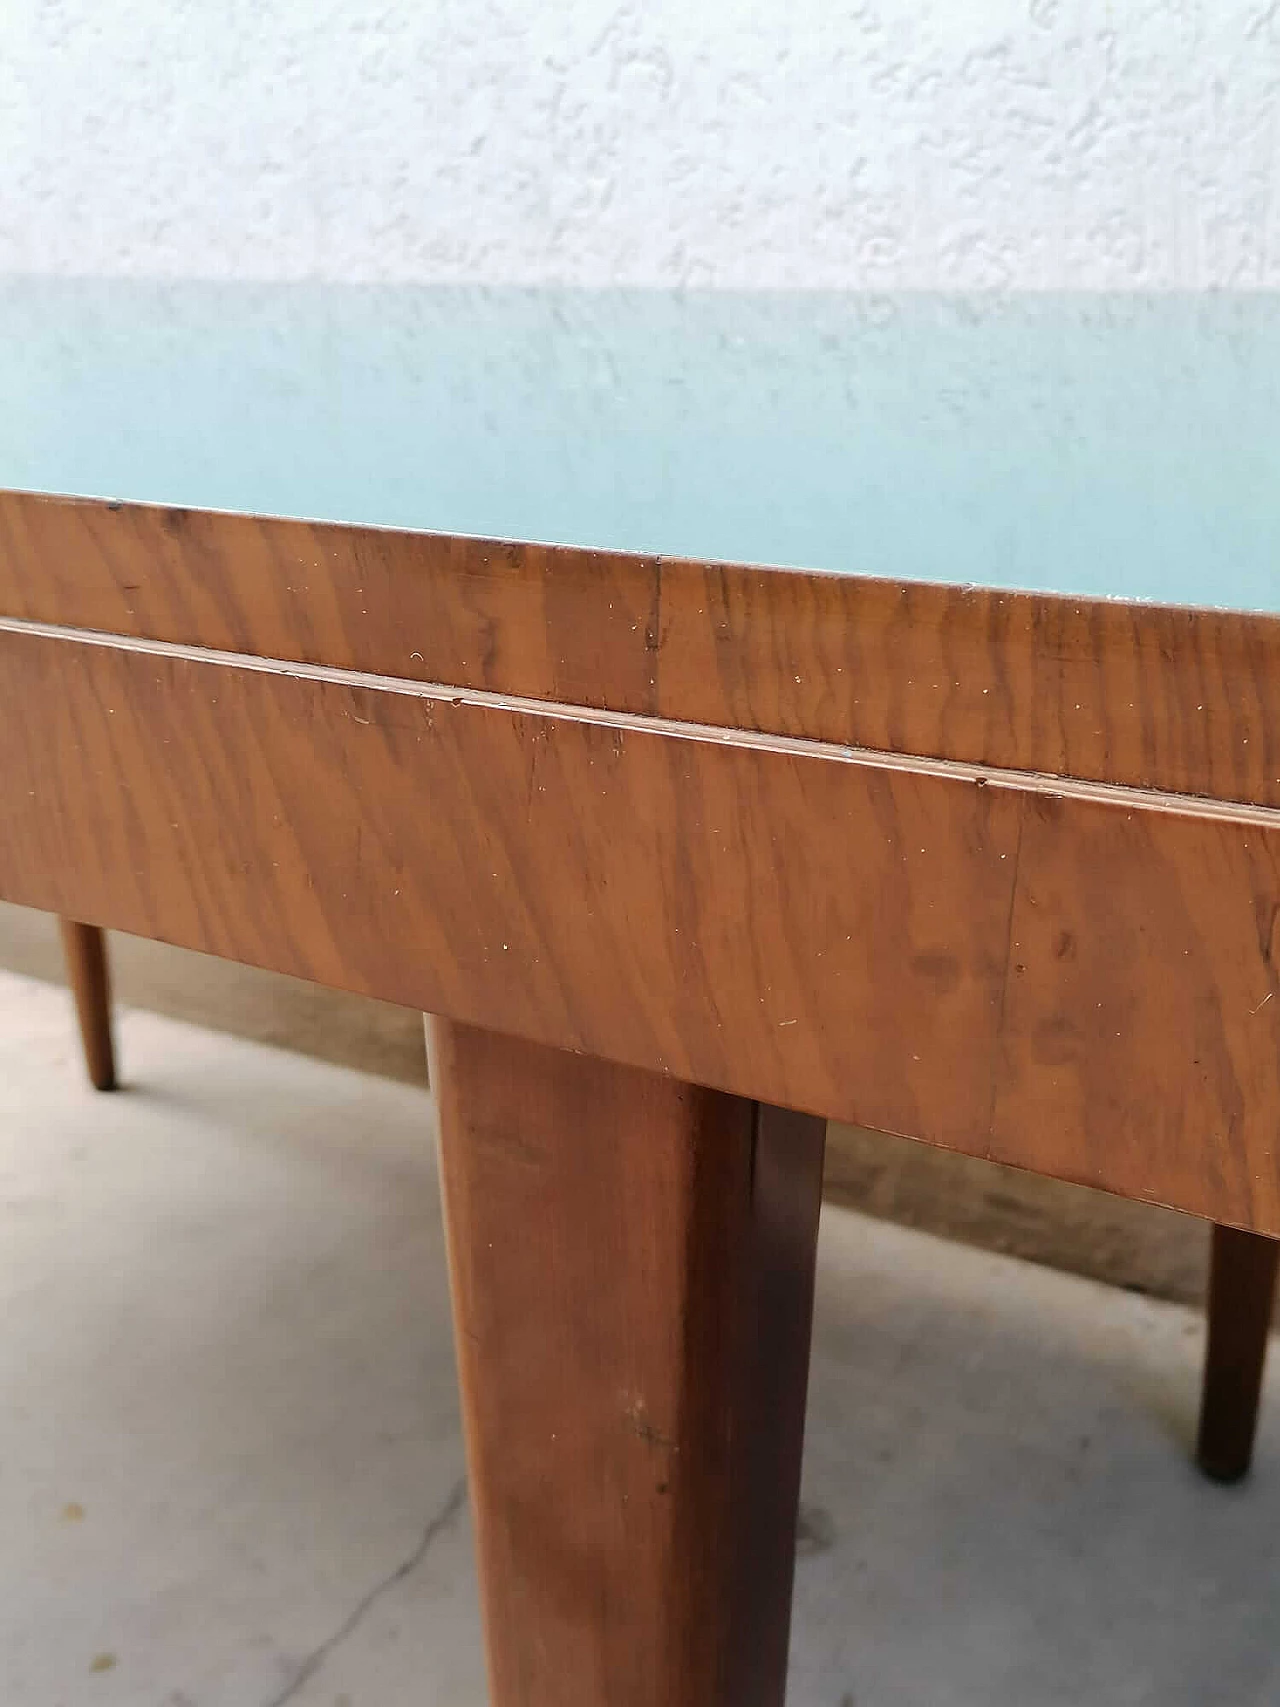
xmin=3 ymin=969 xmax=1279 ymax=1707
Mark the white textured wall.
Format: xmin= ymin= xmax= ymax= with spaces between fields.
xmin=4 ymin=0 xmax=1280 ymax=287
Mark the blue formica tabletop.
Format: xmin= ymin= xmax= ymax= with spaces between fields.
xmin=3 ymin=282 xmax=1279 ymax=616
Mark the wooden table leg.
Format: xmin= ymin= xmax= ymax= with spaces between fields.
xmin=58 ymin=919 xmax=117 ymax=1091
xmin=426 ymin=1017 xmax=826 ymax=1707
xmin=1196 ymin=1222 xmax=1279 ymax=1482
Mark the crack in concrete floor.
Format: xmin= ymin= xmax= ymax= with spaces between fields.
xmin=264 ymin=1476 xmax=468 ymax=1707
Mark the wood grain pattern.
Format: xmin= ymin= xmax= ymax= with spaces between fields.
xmin=988 ymin=793 xmax=1280 ymax=1229
xmin=3 ymin=620 xmax=1280 ymax=1232
xmin=427 ymin=1017 xmax=826 ymax=1707
xmin=4 ymin=491 xmax=1280 ymax=809
xmin=0 ymin=492 xmax=664 ymax=716
xmin=660 ymin=563 xmax=1280 ymax=813
xmin=1196 ymin=1225 xmax=1279 ymax=1482
xmin=57 ymin=919 xmax=116 ymax=1090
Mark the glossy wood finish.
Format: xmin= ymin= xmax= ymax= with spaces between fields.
xmin=426 ymin=1017 xmax=826 ymax=1707
xmin=1197 ymin=1224 xmax=1280 ymax=1482
xmin=4 ymin=620 xmax=1280 ymax=1233
xmin=4 ymin=476 xmax=1279 ymax=1701
xmin=5 ymin=491 xmax=1280 ymax=810
xmin=57 ymin=919 xmax=116 ymax=1091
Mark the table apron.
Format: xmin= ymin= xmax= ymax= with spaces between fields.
xmin=3 ymin=619 xmax=1279 ymax=1234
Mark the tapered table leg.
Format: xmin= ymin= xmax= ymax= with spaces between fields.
xmin=58 ymin=919 xmax=116 ymax=1091
xmin=426 ymin=1017 xmax=826 ymax=1707
xmin=1196 ymin=1222 xmax=1279 ymax=1482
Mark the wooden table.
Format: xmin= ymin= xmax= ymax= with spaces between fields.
xmin=3 ymin=284 xmax=1279 ymax=1705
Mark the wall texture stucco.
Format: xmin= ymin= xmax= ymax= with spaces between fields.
xmin=3 ymin=0 xmax=1280 ymax=286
